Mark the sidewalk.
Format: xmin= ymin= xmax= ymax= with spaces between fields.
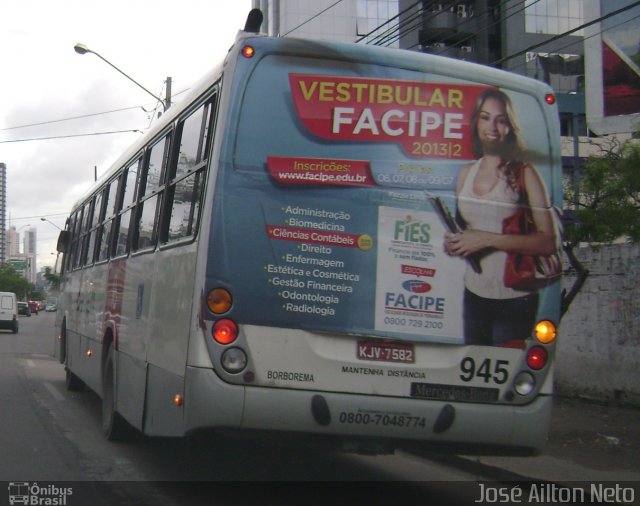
xmin=467 ymin=395 xmax=640 ymax=483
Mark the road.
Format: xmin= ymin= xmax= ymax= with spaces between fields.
xmin=0 ymin=312 xmax=499 ymax=505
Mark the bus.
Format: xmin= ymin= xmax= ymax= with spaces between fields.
xmin=55 ymin=9 xmax=562 ymax=454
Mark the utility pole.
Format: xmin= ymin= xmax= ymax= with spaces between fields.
xmin=165 ymin=77 xmax=172 ymax=110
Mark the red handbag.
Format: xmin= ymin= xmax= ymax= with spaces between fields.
xmin=502 ymin=167 xmax=561 ymax=291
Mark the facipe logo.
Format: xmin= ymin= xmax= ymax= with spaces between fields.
xmin=402 ymin=279 xmax=432 ymax=293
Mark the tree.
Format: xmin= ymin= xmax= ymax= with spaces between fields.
xmin=43 ymin=266 xmax=61 ymax=291
xmin=564 ymin=137 xmax=640 ymax=245
xmin=561 ymin=136 xmax=640 ymax=314
xmin=0 ymin=263 xmax=34 ymax=298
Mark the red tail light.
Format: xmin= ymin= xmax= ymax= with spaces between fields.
xmin=527 ymin=346 xmax=548 ymax=370
xmin=212 ymin=319 xmax=238 ymax=345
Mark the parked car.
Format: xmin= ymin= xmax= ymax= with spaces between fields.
xmin=0 ymin=292 xmax=18 ymax=333
xmin=28 ymin=301 xmax=40 ymax=315
xmin=17 ymin=302 xmax=31 ymax=317
xmin=45 ymin=302 xmax=57 ymax=312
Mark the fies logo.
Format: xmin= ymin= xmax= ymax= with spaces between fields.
xmin=402 ymin=279 xmax=432 ymax=293
xmin=394 ymin=215 xmax=431 ymax=245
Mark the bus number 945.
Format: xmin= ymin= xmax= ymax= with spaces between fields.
xmin=459 ymin=357 xmax=509 ymax=385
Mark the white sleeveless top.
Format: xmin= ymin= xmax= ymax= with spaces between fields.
xmin=457 ymin=159 xmax=530 ymax=299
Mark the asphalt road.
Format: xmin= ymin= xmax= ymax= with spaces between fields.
xmin=0 ymin=312 xmax=497 ymax=506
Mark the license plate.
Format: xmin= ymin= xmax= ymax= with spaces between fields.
xmin=356 ymin=340 xmax=415 ymax=364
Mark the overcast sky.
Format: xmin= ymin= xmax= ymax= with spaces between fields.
xmin=0 ymin=0 xmax=251 ymax=270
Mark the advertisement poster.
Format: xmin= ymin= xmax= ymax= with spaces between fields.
xmin=224 ymin=57 xmax=558 ymax=346
xmin=374 ymin=206 xmax=464 ymax=341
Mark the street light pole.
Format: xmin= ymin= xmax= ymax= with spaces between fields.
xmin=40 ymin=218 xmax=62 ymax=274
xmin=40 ymin=217 xmax=62 ymax=230
xmin=74 ymin=43 xmax=170 ymax=111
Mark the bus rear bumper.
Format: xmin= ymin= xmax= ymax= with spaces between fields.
xmin=184 ymin=366 xmax=552 ymax=454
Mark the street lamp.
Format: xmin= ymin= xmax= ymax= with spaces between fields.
xmin=74 ymin=43 xmax=170 ymax=111
xmin=40 ymin=217 xmax=62 ymax=230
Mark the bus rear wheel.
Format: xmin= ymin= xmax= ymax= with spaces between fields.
xmin=102 ymin=346 xmax=132 ymax=441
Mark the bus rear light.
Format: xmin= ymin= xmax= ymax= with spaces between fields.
xmin=221 ymin=347 xmax=248 ymax=373
xmin=545 ymin=93 xmax=556 ymax=105
xmin=213 ymin=319 xmax=239 ymax=344
xmin=242 ymin=45 xmax=256 ymax=58
xmin=207 ymin=288 xmax=233 ymax=314
xmin=526 ymin=346 xmax=548 ymax=370
xmin=514 ymin=372 xmax=536 ymax=396
xmin=174 ymin=394 xmax=184 ymax=406
xmin=534 ymin=320 xmax=557 ymax=344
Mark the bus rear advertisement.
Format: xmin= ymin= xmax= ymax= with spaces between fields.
xmin=55 ymin=10 xmax=562 ymax=455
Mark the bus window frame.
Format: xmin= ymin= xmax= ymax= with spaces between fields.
xmin=84 ymin=188 xmax=105 ymax=267
xmin=159 ymin=87 xmax=219 ymax=247
xmin=131 ymin=130 xmax=172 ymax=255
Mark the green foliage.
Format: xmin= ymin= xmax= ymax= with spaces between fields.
xmin=563 ymin=138 xmax=640 ymax=246
xmin=43 ymin=266 xmax=61 ymax=290
xmin=0 ymin=263 xmax=34 ymax=298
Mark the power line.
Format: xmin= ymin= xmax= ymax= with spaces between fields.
xmin=282 ymin=0 xmax=344 ymax=36
xmin=355 ymin=1 xmax=421 ymax=44
xmin=491 ymin=0 xmax=640 ymax=66
xmin=0 ymin=105 xmax=146 ymax=132
xmin=0 ymin=86 xmax=190 ymax=135
xmin=366 ymin=0 xmax=525 ymax=49
xmin=0 ymin=129 xmax=144 ymax=144
xmin=376 ymin=0 xmax=540 ymax=51
xmin=511 ymin=11 xmax=640 ymax=76
xmin=429 ymin=0 xmax=542 ymax=54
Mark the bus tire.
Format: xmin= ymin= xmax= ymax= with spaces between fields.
xmin=102 ymin=346 xmax=132 ymax=441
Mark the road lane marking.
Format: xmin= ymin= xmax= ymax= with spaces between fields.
xmin=44 ymin=381 xmax=66 ymax=401
xmin=26 ymin=359 xmax=36 ymax=367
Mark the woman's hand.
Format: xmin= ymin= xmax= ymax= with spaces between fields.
xmin=445 ymin=230 xmax=492 ymax=257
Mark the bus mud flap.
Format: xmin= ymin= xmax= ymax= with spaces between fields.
xmin=311 ymin=394 xmax=331 ymax=426
xmin=433 ymin=404 xmax=456 ymax=433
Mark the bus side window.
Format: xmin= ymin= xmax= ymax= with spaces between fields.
xmin=133 ymin=134 xmax=170 ymax=251
xmin=78 ymin=199 xmax=95 ymax=268
xmin=64 ymin=212 xmax=79 ymax=272
xmin=98 ymin=175 xmax=123 ymax=261
xmin=71 ymin=207 xmax=86 ymax=270
xmin=164 ymin=91 xmax=217 ymax=243
xmin=85 ymin=190 xmax=104 ymax=266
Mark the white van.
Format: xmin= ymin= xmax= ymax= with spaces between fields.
xmin=0 ymin=292 xmax=18 ymax=333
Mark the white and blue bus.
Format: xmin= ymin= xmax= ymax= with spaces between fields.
xmin=55 ymin=10 xmax=562 ymax=454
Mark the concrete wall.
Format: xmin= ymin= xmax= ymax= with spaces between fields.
xmin=556 ymin=243 xmax=640 ymax=405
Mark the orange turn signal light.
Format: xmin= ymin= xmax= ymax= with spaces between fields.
xmin=534 ymin=320 xmax=557 ymax=344
xmin=242 ymin=45 xmax=255 ymax=58
xmin=207 ymin=288 xmax=232 ymax=314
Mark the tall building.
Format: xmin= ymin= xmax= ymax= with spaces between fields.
xmin=0 ymin=163 xmax=6 ymax=263
xmin=7 ymin=226 xmax=20 ymax=257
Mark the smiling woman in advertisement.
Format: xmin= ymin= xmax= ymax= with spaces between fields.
xmin=444 ymin=89 xmax=559 ymax=347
